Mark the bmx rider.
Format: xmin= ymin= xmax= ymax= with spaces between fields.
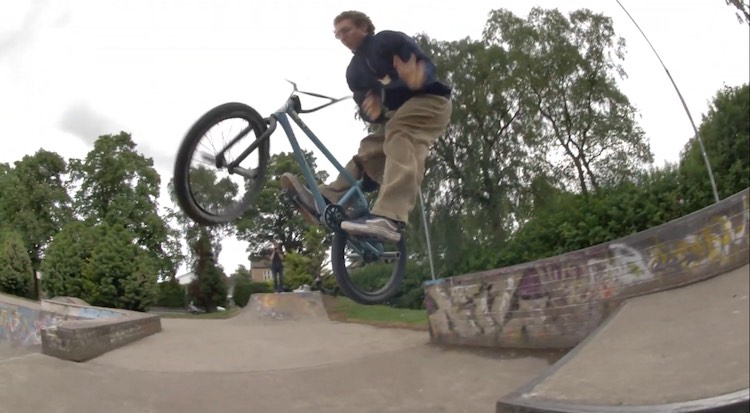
xmin=281 ymin=10 xmax=452 ymax=242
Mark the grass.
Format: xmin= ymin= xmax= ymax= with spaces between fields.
xmin=156 ymin=306 xmax=242 ymax=319
xmin=322 ymin=295 xmax=429 ymax=330
xmin=152 ymin=295 xmax=429 ymax=330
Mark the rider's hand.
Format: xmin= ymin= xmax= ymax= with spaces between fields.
xmin=363 ymin=92 xmax=381 ymax=120
xmin=393 ymin=53 xmax=426 ymax=90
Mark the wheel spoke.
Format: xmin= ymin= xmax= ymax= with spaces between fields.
xmin=332 ymin=231 xmax=406 ymax=305
xmin=173 ymin=103 xmax=269 ymax=226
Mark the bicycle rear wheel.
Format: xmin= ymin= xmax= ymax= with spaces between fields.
xmin=173 ymin=102 xmax=270 ymax=225
xmin=330 ymin=231 xmax=407 ymax=305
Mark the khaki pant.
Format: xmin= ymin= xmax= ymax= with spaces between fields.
xmin=318 ymin=94 xmax=452 ymax=223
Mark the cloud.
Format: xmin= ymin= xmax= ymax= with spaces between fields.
xmin=138 ymin=142 xmax=176 ymax=177
xmin=58 ymin=101 xmax=125 ymax=145
xmin=58 ymin=101 xmax=175 ymax=173
xmin=0 ymin=0 xmax=67 ymax=57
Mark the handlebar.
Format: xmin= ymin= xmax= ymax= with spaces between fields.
xmin=285 ymin=79 xmax=351 ymax=114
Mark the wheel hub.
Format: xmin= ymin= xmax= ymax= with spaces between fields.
xmin=323 ymin=204 xmax=345 ymax=229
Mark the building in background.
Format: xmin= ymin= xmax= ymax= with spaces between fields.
xmin=251 ymin=260 xmax=272 ymax=283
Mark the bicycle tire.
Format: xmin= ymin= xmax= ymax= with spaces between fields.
xmin=173 ymin=102 xmax=270 ymax=225
xmin=330 ymin=230 xmax=407 ymax=305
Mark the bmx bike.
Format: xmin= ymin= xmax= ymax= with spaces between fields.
xmin=172 ymin=80 xmax=406 ymax=305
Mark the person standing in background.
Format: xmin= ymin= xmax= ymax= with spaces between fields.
xmin=270 ymin=241 xmax=285 ymax=293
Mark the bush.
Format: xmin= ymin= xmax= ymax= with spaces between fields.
xmin=233 ymin=280 xmax=272 ymax=307
xmin=347 ymin=260 xmax=431 ymax=309
xmin=0 ymin=230 xmax=33 ymax=298
xmin=156 ymin=279 xmax=187 ymax=308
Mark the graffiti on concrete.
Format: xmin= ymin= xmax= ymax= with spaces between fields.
xmin=250 ymin=292 xmax=328 ymax=321
xmin=424 ymin=190 xmax=750 ymax=349
xmin=648 ymin=196 xmax=749 ymax=273
xmin=0 ymin=305 xmax=67 ymax=348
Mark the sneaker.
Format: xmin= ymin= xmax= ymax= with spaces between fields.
xmin=280 ymin=173 xmax=320 ymax=225
xmin=340 ymin=215 xmax=403 ymax=242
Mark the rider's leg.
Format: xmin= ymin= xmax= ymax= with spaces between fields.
xmin=318 ymin=125 xmax=386 ymax=203
xmin=340 ymin=94 xmax=452 ymax=241
xmin=281 ymin=126 xmax=386 ymax=223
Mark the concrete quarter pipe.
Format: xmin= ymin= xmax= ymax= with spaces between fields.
xmin=496 ymin=264 xmax=749 ymax=412
xmin=423 ymin=188 xmax=750 ymax=412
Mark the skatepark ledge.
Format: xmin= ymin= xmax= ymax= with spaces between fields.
xmin=1 ymin=294 xmax=161 ymax=362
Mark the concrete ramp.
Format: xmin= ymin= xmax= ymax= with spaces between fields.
xmin=0 ymin=294 xmax=70 ymax=359
xmin=496 ymin=264 xmax=750 ymax=412
xmin=238 ymin=292 xmax=329 ymax=323
xmin=1 ymin=293 xmax=161 ymax=362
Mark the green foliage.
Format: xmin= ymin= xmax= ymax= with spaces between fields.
xmin=485 ymin=7 xmax=653 ymax=194
xmin=347 ymin=260 xmax=432 ymax=309
xmin=407 ymin=7 xmax=654 ymax=282
xmin=232 ymin=279 xmax=272 ymax=307
xmin=0 ymin=230 xmax=34 ymax=298
xmin=678 ymin=83 xmax=750 ymax=211
xmin=412 ymin=34 xmax=531 ymax=247
xmin=156 ymin=279 xmax=187 ymax=308
xmin=231 ymin=264 xmax=252 ymax=281
xmin=318 ymin=271 xmax=339 ymax=294
xmin=79 ymin=223 xmax=157 ymax=311
xmin=494 ymin=168 xmax=686 ymax=268
xmin=282 ymin=251 xmax=315 ymax=291
xmin=69 ymin=132 xmax=181 ymax=279
xmin=40 ymin=221 xmax=157 ymax=311
xmin=0 ymin=149 xmax=72 ymax=298
xmin=167 ymin=164 xmax=239 ymax=247
xmin=187 ymin=227 xmax=228 ymax=312
xmin=234 ymin=151 xmax=330 ymax=259
xmin=40 ymin=220 xmax=97 ymax=299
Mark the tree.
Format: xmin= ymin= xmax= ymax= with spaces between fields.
xmin=167 ymin=164 xmax=238 ymax=268
xmin=69 ymin=132 xmax=181 ymax=279
xmin=187 ymin=226 xmax=227 ymax=312
xmin=231 ymin=264 xmax=252 ymax=282
xmin=0 ymin=149 xmax=72 ymax=297
xmin=0 ymin=230 xmax=34 ymax=298
xmin=81 ymin=223 xmax=158 ymax=311
xmin=40 ymin=220 xmax=158 ymax=310
xmin=156 ymin=278 xmax=187 ymax=308
xmin=679 ymin=83 xmax=750 ymax=210
xmin=412 ymin=35 xmax=536 ymax=248
xmin=39 ymin=220 xmax=97 ymax=299
xmin=234 ymin=151 xmax=330 ymax=259
xmin=484 ymin=8 xmax=653 ymax=195
xmin=167 ymin=161 xmax=246 ymax=305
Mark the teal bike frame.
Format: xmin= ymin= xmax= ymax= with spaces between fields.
xmin=258 ymin=81 xmax=383 ymax=257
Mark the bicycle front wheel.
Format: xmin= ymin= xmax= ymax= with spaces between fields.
xmin=173 ymin=102 xmax=270 ymax=225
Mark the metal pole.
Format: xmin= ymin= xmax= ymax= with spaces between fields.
xmin=418 ymin=187 xmax=436 ymax=280
xmin=615 ymin=0 xmax=720 ymax=203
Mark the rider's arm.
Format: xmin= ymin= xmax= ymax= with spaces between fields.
xmin=347 ymin=63 xmax=384 ymax=123
xmin=376 ymin=30 xmax=437 ymax=91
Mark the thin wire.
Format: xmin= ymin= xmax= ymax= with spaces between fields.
xmin=614 ymin=0 xmax=720 ymax=203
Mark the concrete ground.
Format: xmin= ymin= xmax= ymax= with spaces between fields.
xmin=0 ymin=312 xmax=556 ymax=413
xmin=503 ymin=264 xmax=750 ymax=408
xmin=5 ymin=265 xmax=747 ymax=413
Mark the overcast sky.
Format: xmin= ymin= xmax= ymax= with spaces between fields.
xmin=2 ymin=0 xmax=748 ymax=277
